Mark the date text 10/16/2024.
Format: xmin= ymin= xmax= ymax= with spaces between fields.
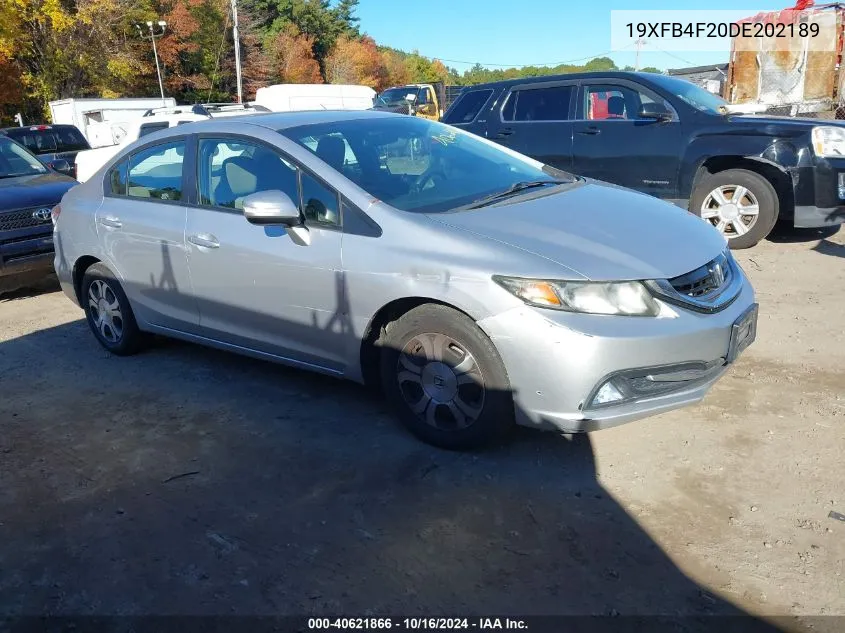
xmin=308 ymin=618 xmax=528 ymax=630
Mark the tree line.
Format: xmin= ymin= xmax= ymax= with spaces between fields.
xmin=0 ymin=0 xmax=661 ymax=125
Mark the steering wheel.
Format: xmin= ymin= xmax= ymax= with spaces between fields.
xmin=413 ymin=169 xmax=447 ymax=194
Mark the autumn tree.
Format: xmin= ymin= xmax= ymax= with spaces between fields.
xmin=325 ymin=34 xmax=386 ymax=89
xmin=267 ymin=23 xmax=321 ymax=83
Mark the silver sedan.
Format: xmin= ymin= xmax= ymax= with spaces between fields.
xmin=53 ymin=111 xmax=757 ymax=449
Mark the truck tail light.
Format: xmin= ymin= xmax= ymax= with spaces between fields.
xmin=51 ymin=204 xmax=62 ymax=225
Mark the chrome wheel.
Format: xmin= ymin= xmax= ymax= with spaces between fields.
xmin=87 ymin=279 xmax=124 ymax=344
xmin=700 ymin=184 xmax=760 ymax=238
xmin=396 ymin=333 xmax=485 ymax=430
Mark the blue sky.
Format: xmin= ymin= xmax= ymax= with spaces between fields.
xmin=356 ymin=0 xmax=792 ymax=72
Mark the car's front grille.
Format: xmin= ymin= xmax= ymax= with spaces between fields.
xmin=669 ymin=252 xmax=731 ymax=299
xmin=0 ymin=207 xmax=53 ymax=232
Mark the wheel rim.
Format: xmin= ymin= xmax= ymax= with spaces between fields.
xmin=396 ymin=333 xmax=485 ymax=431
xmin=700 ymin=184 xmax=760 ymax=238
xmin=87 ymin=279 xmax=124 ymax=344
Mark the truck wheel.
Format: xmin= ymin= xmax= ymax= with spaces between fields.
xmin=691 ymin=169 xmax=778 ymax=249
xmin=379 ymin=304 xmax=514 ymax=450
xmin=81 ymin=263 xmax=144 ymax=355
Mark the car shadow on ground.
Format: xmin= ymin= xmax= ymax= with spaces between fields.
xmin=0 ymin=310 xmax=806 ymax=632
xmin=0 ymin=274 xmax=60 ymax=302
xmin=766 ymin=223 xmax=840 ymax=245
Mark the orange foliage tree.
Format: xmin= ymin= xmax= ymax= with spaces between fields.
xmin=325 ymin=35 xmax=387 ymax=89
xmin=267 ymin=24 xmax=322 ymax=84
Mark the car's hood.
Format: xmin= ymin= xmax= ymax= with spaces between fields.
xmin=427 ymin=181 xmax=727 ymax=281
xmin=0 ymin=172 xmax=77 ymax=210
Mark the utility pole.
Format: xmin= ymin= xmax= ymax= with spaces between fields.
xmin=231 ymin=0 xmax=243 ymax=103
xmin=137 ymin=20 xmax=168 ymax=105
xmin=634 ymin=38 xmax=645 ymax=72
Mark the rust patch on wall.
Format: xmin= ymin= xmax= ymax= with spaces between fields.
xmin=731 ymin=49 xmax=760 ymax=103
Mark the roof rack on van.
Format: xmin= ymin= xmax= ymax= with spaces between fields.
xmin=190 ymin=103 xmax=271 ymax=117
xmin=140 ymin=102 xmax=271 ymax=118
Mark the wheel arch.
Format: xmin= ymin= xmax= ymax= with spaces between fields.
xmin=358 ymin=296 xmax=477 ymax=389
xmin=72 ymin=255 xmax=102 ymax=305
xmin=690 ymin=156 xmax=794 ymax=221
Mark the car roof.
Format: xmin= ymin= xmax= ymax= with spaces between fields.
xmin=0 ymin=124 xmax=81 ymax=133
xmin=168 ymin=109 xmax=402 ymax=134
xmin=462 ymin=71 xmax=658 ymax=90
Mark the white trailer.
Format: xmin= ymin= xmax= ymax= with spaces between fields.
xmin=254 ymin=84 xmax=375 ymax=112
xmin=48 ymin=98 xmax=177 ymax=148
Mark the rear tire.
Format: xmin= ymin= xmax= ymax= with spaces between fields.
xmin=379 ymin=304 xmax=514 ymax=450
xmin=81 ymin=263 xmax=144 ymax=355
xmin=690 ymin=169 xmax=778 ymax=249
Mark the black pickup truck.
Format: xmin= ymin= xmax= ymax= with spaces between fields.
xmin=0 ymin=136 xmax=76 ymax=294
xmin=443 ymin=71 xmax=845 ymax=248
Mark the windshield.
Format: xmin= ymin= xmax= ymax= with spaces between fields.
xmin=3 ymin=126 xmax=89 ymax=154
xmin=376 ymin=88 xmax=418 ymax=107
xmin=0 ymin=137 xmax=48 ymax=178
xmin=281 ymin=117 xmax=573 ymax=214
xmin=648 ymin=74 xmax=727 ymax=115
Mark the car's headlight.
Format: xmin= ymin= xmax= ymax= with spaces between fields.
xmin=493 ymin=276 xmax=661 ymax=316
xmin=811 ymin=125 xmax=845 ymax=157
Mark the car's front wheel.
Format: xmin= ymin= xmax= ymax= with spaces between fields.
xmin=379 ymin=304 xmax=514 ymax=450
xmin=81 ymin=263 xmax=144 ymax=355
xmin=691 ymin=168 xmax=779 ymax=249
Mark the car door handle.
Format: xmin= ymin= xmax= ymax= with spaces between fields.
xmin=189 ymin=233 xmax=220 ymax=249
xmin=495 ymin=128 xmax=515 ymax=138
xmin=577 ymin=126 xmax=601 ymax=135
xmin=98 ymin=216 xmax=122 ymax=229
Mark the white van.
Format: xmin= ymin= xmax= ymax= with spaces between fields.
xmin=254 ymin=84 xmax=375 ymax=112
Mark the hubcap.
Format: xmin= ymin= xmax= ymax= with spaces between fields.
xmin=88 ymin=279 xmax=124 ymax=344
xmin=396 ymin=333 xmax=485 ymax=430
xmin=700 ymin=184 xmax=760 ymax=238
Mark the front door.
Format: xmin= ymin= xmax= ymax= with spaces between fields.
xmin=96 ymin=138 xmax=198 ymax=330
xmin=571 ymin=81 xmax=683 ymax=199
xmin=185 ymin=136 xmax=345 ymax=371
xmin=484 ymin=80 xmax=576 ymax=172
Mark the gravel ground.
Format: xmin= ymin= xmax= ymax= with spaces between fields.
xmin=0 ymin=226 xmax=843 ymax=630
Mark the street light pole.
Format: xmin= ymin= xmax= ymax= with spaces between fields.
xmin=137 ymin=20 xmax=168 ymax=105
xmin=231 ymin=0 xmax=243 ymax=103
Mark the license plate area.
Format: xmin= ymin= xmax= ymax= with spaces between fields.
xmin=727 ymin=303 xmax=758 ymax=364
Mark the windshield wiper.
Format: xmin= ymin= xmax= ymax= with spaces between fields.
xmin=463 ymin=180 xmax=563 ymax=209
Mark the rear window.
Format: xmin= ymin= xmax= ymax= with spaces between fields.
xmin=443 ymin=90 xmax=493 ymax=124
xmin=502 ymin=85 xmax=574 ymax=122
xmin=2 ymin=126 xmax=89 ymax=154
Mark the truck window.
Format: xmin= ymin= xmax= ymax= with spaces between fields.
xmin=502 ymin=85 xmax=574 ymax=122
xmin=138 ymin=122 xmax=169 ymax=138
xmin=53 ymin=127 xmax=89 ymax=152
xmin=584 ymin=85 xmax=665 ymax=121
xmin=443 ymin=90 xmax=493 ymax=124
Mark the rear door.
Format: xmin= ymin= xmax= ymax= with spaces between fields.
xmin=484 ymin=80 xmax=577 ymax=171
xmin=571 ymin=80 xmax=682 ymax=198
xmin=96 ymin=138 xmax=198 ymax=330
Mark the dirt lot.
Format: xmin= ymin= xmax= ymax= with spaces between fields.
xmin=0 ymin=226 xmax=843 ymax=629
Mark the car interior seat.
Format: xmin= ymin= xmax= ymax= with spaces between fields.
xmin=316 ymin=136 xmax=346 ymax=171
xmin=607 ymin=96 xmax=626 ymax=119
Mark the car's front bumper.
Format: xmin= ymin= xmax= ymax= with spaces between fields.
xmin=791 ymin=158 xmax=845 ymax=228
xmin=478 ymin=276 xmax=757 ymax=433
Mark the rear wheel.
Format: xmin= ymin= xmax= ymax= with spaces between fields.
xmin=379 ymin=304 xmax=514 ymax=450
xmin=691 ymin=169 xmax=779 ymax=249
xmin=81 ymin=263 xmax=144 ymax=355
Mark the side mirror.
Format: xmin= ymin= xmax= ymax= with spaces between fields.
xmin=49 ymin=159 xmax=74 ymax=176
xmin=638 ymin=102 xmax=673 ymax=122
xmin=243 ymin=190 xmax=300 ymax=226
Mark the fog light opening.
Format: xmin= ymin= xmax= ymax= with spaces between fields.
xmin=592 ymin=380 xmax=625 ymax=406
xmin=838 ymin=173 xmax=845 ymax=200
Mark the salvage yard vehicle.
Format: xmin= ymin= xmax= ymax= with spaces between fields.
xmin=0 ymin=124 xmax=88 ymax=177
xmin=54 ymin=111 xmax=757 ymax=449
xmin=443 ymin=71 xmax=845 ymax=249
xmin=374 ymin=82 xmax=449 ymax=120
xmin=0 ymin=136 xmax=76 ymax=294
